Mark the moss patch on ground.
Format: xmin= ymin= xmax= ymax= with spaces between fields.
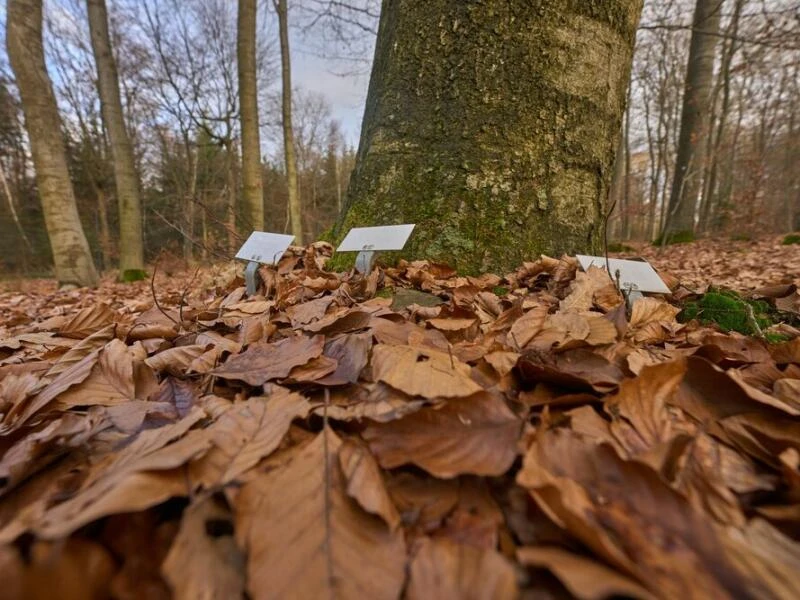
xmin=679 ymin=289 xmax=773 ymax=336
xmin=653 ymin=230 xmax=695 ymax=246
xmin=781 ymin=233 xmax=800 ymax=245
xmin=121 ymin=269 xmax=148 ymax=282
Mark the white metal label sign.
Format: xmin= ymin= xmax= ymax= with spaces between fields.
xmin=337 ymin=224 xmax=416 ymax=252
xmin=576 ymin=255 xmax=671 ymax=294
xmin=235 ymin=232 xmax=295 ymax=264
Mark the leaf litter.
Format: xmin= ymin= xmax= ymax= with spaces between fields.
xmin=0 ymin=238 xmax=799 ymax=598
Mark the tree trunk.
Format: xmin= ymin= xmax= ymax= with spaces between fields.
xmin=7 ymin=0 xmax=98 ymax=287
xmin=238 ymin=0 xmax=264 ymax=232
xmin=662 ymin=0 xmax=723 ymax=242
xmin=225 ymin=137 xmax=238 ymax=255
xmin=87 ymin=0 xmax=146 ymax=281
xmin=275 ymin=0 xmax=303 ymax=244
xmin=0 ymin=158 xmax=33 ymax=253
xmin=609 ymin=125 xmax=627 ymax=240
xmin=95 ymin=186 xmax=112 ymax=270
xmin=337 ymin=0 xmax=643 ymax=273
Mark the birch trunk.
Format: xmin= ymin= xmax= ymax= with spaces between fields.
xmin=87 ymin=0 xmax=146 ymax=280
xmin=7 ymin=0 xmax=98 ymax=286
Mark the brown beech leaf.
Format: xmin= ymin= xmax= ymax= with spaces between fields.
xmin=233 ymin=427 xmax=406 ymax=600
xmin=19 ymin=409 xmax=209 ymax=540
xmin=191 ymin=389 xmax=309 ymax=488
xmin=517 ymin=546 xmax=654 ymax=600
xmin=285 ymin=295 xmax=334 ymax=327
xmin=45 ymin=324 xmax=116 ymax=379
xmin=145 ymin=344 xmax=210 ymax=376
xmin=517 ymin=348 xmax=623 ymax=393
xmin=604 ymin=359 xmax=691 ymax=458
xmin=128 ymin=306 xmax=180 ymax=341
xmin=315 ymin=382 xmax=426 ymax=423
xmin=627 ymin=298 xmax=681 ymax=344
xmin=720 ymin=518 xmax=800 ymax=600
xmin=211 ymin=334 xmax=324 ymax=386
xmin=302 ymin=309 xmax=372 ymax=335
xmin=370 ymin=343 xmax=483 ymax=399
xmin=3 ymin=349 xmax=99 ymax=432
xmin=162 ymin=498 xmax=245 ymax=600
xmin=317 ymin=331 xmax=372 ymax=385
xmin=385 ymin=472 xmax=460 ymax=532
xmin=363 ymin=391 xmax=521 ymax=477
xmin=0 ymin=413 xmax=96 ymax=496
xmin=484 ymin=351 xmax=520 ymax=377
xmin=282 ymin=355 xmax=338 ymax=383
xmin=58 ymin=303 xmax=118 ymax=339
xmin=517 ymin=428 xmax=751 ymax=599
xmin=508 ymin=304 xmax=548 ymax=349
xmin=407 ymin=537 xmax=518 ymax=600
xmin=339 ymin=438 xmax=401 ymax=531
xmin=56 ymin=339 xmax=138 ymax=408
xmin=0 ymin=538 xmax=115 ymax=600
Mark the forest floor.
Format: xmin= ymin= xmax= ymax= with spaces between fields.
xmin=0 ymin=235 xmax=799 ymax=598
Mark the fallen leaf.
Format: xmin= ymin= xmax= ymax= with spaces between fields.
xmin=191 ymin=389 xmax=310 ymax=488
xmin=339 ymin=438 xmax=401 ymax=531
xmin=58 ymin=304 xmax=118 ymax=339
xmin=370 ymin=344 xmax=483 ymax=399
xmin=517 ymin=546 xmax=654 ymax=600
xmin=364 ymin=391 xmax=521 ymax=477
xmin=162 ymin=498 xmax=245 ymax=600
xmin=407 ymin=537 xmax=518 ymax=600
xmin=233 ymin=428 xmax=406 ymax=600
xmin=211 ymin=335 xmax=325 ymax=386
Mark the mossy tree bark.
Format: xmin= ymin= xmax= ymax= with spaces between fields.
xmin=238 ymin=0 xmax=264 ymax=232
xmin=7 ymin=0 xmax=99 ymax=287
xmin=337 ymin=0 xmax=643 ymax=274
xmin=87 ymin=0 xmax=146 ymax=281
xmin=662 ymin=0 xmax=723 ymax=242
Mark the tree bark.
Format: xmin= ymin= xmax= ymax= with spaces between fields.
xmin=337 ymin=0 xmax=643 ymax=273
xmin=7 ymin=0 xmax=98 ymax=286
xmin=275 ymin=0 xmax=303 ymax=244
xmin=238 ymin=0 xmax=264 ymax=232
xmin=0 ymin=158 xmax=33 ymax=252
xmin=662 ymin=0 xmax=723 ymax=241
xmin=87 ymin=0 xmax=146 ymax=281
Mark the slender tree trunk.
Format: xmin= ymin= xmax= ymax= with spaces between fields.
xmin=337 ymin=0 xmax=643 ymax=273
xmin=609 ymin=125 xmax=627 ymax=240
xmin=95 ymin=185 xmax=112 ymax=270
xmin=0 ymin=158 xmax=33 ymax=252
xmin=225 ymin=137 xmax=238 ymax=255
xmin=87 ymin=0 xmax=146 ymax=281
xmin=623 ymin=93 xmax=632 ymax=240
xmin=238 ymin=0 xmax=264 ymax=232
xmin=7 ymin=0 xmax=98 ymax=287
xmin=700 ymin=0 xmax=743 ymax=234
xmin=662 ymin=0 xmax=723 ymax=241
xmin=275 ymin=0 xmax=303 ymax=244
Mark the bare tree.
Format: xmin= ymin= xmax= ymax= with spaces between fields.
xmin=238 ymin=0 xmax=264 ymax=232
xmin=274 ymin=0 xmax=303 ymax=244
xmin=87 ymin=0 xmax=146 ymax=281
xmin=7 ymin=0 xmax=98 ymax=286
xmin=662 ymin=0 xmax=724 ymax=242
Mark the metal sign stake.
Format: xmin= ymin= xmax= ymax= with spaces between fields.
xmin=355 ymin=246 xmax=376 ymax=274
xmin=244 ymin=261 xmax=260 ymax=296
